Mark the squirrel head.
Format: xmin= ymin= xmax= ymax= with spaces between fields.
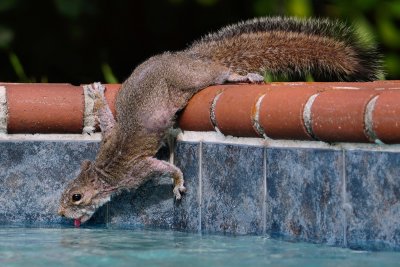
xmin=58 ymin=160 xmax=113 ymax=224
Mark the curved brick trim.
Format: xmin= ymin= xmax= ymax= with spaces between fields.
xmin=259 ymin=87 xmax=320 ymax=140
xmin=303 ymin=93 xmax=320 ymax=140
xmin=178 ymin=85 xmax=224 ymax=132
xmin=6 ymin=84 xmax=84 ymax=133
xmin=1 ymin=81 xmax=400 ymax=144
xmin=103 ymin=83 xmax=120 ymax=117
xmin=310 ymin=90 xmax=379 ymax=143
xmin=180 ymin=81 xmax=400 ymax=143
xmin=213 ymin=85 xmax=267 ymax=137
xmin=372 ymin=90 xmax=400 ymax=144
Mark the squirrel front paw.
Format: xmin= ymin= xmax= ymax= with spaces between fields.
xmin=173 ymin=184 xmax=187 ymax=200
xmin=227 ymin=72 xmax=265 ymax=83
xmin=172 ymin=169 xmax=186 ymax=200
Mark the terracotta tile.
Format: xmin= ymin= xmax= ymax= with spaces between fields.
xmin=6 ymin=84 xmax=84 ymax=133
xmin=265 ymin=81 xmax=368 ymax=90
xmin=214 ymin=84 xmax=267 ymax=137
xmin=369 ymin=80 xmax=400 ymax=89
xmin=179 ymin=85 xmax=227 ymax=132
xmin=372 ymin=91 xmax=400 ymax=144
xmin=259 ymin=87 xmax=320 ymax=140
xmin=2 ymin=81 xmax=400 ymax=139
xmin=311 ymin=90 xmax=379 ymax=142
xmin=104 ymin=84 xmax=121 ymax=117
xmin=271 ymin=81 xmax=400 ymax=90
xmin=0 ymin=83 xmax=71 ymax=86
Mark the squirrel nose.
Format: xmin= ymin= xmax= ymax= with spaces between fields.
xmin=58 ymin=207 xmax=65 ymax=217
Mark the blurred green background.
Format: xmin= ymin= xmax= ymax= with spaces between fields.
xmin=0 ymin=0 xmax=399 ymax=84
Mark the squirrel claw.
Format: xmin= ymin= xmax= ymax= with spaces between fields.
xmin=227 ymin=72 xmax=264 ymax=83
xmin=245 ymin=73 xmax=265 ymax=83
xmin=173 ymin=185 xmax=186 ymax=200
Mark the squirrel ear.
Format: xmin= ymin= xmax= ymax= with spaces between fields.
xmin=80 ymin=160 xmax=92 ymax=170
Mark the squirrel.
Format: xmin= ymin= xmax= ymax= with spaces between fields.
xmin=58 ymin=16 xmax=382 ymax=226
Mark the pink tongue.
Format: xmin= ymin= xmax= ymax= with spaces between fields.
xmin=74 ymin=219 xmax=81 ymax=227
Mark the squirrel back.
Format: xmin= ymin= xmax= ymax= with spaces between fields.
xmin=186 ymin=17 xmax=382 ymax=81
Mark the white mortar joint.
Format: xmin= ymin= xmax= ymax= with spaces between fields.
xmin=252 ymin=94 xmax=269 ymax=138
xmin=303 ymin=93 xmax=319 ymax=140
xmin=210 ymin=92 xmax=223 ymax=134
xmin=82 ymin=84 xmax=97 ymax=134
xmin=364 ymin=95 xmax=383 ymax=144
xmin=0 ymin=86 xmax=8 ymax=134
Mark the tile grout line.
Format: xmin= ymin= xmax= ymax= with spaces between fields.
xmin=0 ymin=86 xmax=7 ymax=134
xmin=262 ymin=147 xmax=267 ymax=235
xmin=341 ymin=149 xmax=348 ymax=247
xmin=198 ymin=141 xmax=203 ymax=233
xmin=105 ymin=202 xmax=110 ymax=225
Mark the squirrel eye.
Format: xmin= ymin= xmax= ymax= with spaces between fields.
xmin=72 ymin=194 xmax=82 ymax=202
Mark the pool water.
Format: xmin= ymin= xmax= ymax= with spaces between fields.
xmin=0 ymin=226 xmax=399 ymax=267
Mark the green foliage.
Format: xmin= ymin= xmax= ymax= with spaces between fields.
xmin=0 ymin=0 xmax=400 ymax=82
xmin=196 ymin=0 xmax=219 ymax=6
xmin=54 ymin=0 xmax=86 ymax=18
xmin=53 ymin=0 xmax=97 ymax=19
xmin=168 ymin=0 xmax=184 ymax=5
xmin=0 ymin=0 xmax=19 ymax=12
xmin=101 ymin=63 xmax=118 ymax=84
xmin=385 ymin=53 xmax=400 ymax=78
xmin=286 ymin=0 xmax=313 ymax=17
xmin=9 ymin=52 xmax=28 ymax=82
xmin=0 ymin=26 xmax=13 ymax=49
xmin=254 ymin=0 xmax=400 ymax=80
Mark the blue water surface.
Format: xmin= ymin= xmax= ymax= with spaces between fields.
xmin=0 ymin=225 xmax=399 ymax=267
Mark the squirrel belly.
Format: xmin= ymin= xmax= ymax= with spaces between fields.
xmin=58 ymin=16 xmax=382 ymax=224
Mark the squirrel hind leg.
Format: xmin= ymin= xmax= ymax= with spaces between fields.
xmin=227 ymin=72 xmax=264 ymax=83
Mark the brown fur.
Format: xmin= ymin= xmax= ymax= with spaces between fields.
xmin=58 ymin=17 xmax=382 ymax=224
xmin=189 ymin=16 xmax=383 ymax=81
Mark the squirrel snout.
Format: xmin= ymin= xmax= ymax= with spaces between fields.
xmin=58 ymin=207 xmax=65 ymax=217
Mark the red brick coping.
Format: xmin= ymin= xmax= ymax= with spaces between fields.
xmin=0 ymin=81 xmax=399 ymax=144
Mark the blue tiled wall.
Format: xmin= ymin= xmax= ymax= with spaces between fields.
xmin=201 ymin=143 xmax=265 ymax=235
xmin=345 ymin=150 xmax=400 ymax=250
xmin=0 ymin=138 xmax=399 ymax=251
xmin=265 ymin=148 xmax=344 ymax=246
xmin=0 ymin=141 xmax=99 ymax=224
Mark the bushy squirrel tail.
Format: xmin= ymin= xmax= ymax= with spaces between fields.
xmin=187 ymin=17 xmax=383 ymax=81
